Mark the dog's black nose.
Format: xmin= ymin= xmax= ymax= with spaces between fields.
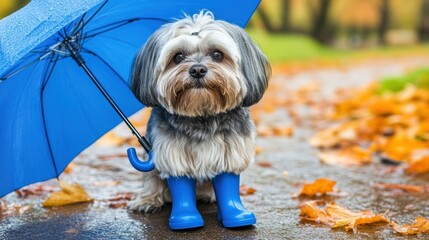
xmin=189 ymin=64 xmax=207 ymax=78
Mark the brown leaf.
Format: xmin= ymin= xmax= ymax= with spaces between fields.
xmin=256 ymin=160 xmax=273 ymax=168
xmin=107 ymin=192 xmax=134 ymax=209
xmin=15 ymin=184 xmax=56 ymax=198
xmin=240 ymin=185 xmax=256 ymax=196
xmin=299 ymin=178 xmax=337 ymax=197
xmin=390 ymin=216 xmax=429 ymax=235
xmin=43 ymin=181 xmax=93 ymax=207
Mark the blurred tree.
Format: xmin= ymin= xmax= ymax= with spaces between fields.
xmin=378 ymin=0 xmax=390 ymax=45
xmin=257 ymin=0 xmax=291 ymax=33
xmin=418 ymin=0 xmax=429 ymax=41
xmin=280 ymin=0 xmax=291 ymax=32
xmin=309 ymin=0 xmax=333 ymax=43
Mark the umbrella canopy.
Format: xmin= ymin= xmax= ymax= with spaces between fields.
xmin=0 ymin=0 xmax=260 ymax=197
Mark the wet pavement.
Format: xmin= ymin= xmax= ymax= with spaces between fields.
xmin=1 ymin=57 xmax=429 ymax=240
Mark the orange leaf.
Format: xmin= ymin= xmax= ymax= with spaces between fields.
xmin=327 ymin=203 xmax=389 ymax=233
xmin=299 ymin=200 xmax=334 ymax=225
xmin=43 ymin=181 xmax=93 ymax=207
xmin=299 ymin=178 xmax=336 ymax=197
xmin=239 ymin=185 xmax=256 ymax=196
xmin=406 ymin=156 xmax=429 ymax=174
xmin=272 ymin=126 xmax=293 ymax=137
xmin=390 ymin=216 xmax=429 ymax=235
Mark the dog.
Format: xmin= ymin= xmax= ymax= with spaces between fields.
xmin=128 ymin=11 xmax=270 ymax=228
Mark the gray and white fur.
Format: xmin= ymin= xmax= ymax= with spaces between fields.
xmin=128 ymin=11 xmax=271 ymax=213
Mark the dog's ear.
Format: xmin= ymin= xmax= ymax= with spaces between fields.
xmin=219 ymin=22 xmax=271 ymax=107
xmin=130 ymin=29 xmax=164 ymax=107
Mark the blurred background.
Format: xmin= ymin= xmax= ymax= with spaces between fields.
xmin=2 ymin=0 xmax=429 ymax=65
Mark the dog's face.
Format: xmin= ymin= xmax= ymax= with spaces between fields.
xmin=131 ymin=11 xmax=271 ymax=117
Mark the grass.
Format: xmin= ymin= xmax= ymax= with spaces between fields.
xmin=247 ymin=28 xmax=429 ymax=64
xmin=378 ymin=67 xmax=429 ymax=93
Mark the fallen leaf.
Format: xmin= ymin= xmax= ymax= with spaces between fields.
xmin=43 ymin=181 xmax=93 ymax=207
xmin=299 ymin=200 xmax=334 ymax=225
xmin=318 ymin=146 xmax=372 ymax=166
xmin=95 ymin=131 xmax=126 ymax=146
xmin=272 ymin=126 xmax=294 ymax=137
xmin=108 ymin=192 xmax=134 ymax=202
xmin=372 ymin=183 xmax=427 ymax=193
xmin=406 ymin=156 xmax=429 ymax=174
xmin=98 ymin=153 xmax=128 ymax=160
xmin=15 ymin=184 xmax=56 ymax=198
xmin=63 ymin=163 xmax=74 ymax=174
xmin=255 ymin=146 xmax=263 ymax=155
xmin=327 ymin=203 xmax=389 ymax=233
xmin=0 ymin=203 xmax=33 ymax=217
xmin=256 ymin=160 xmax=273 ymax=168
xmin=299 ymin=178 xmax=337 ymax=197
xmin=390 ymin=216 xmax=429 ymax=234
xmin=299 ymin=201 xmax=389 ymax=233
xmin=240 ymin=185 xmax=256 ymax=196
xmin=0 ymin=201 xmax=7 ymax=212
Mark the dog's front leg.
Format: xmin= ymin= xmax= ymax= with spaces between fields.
xmin=128 ymin=170 xmax=170 ymax=213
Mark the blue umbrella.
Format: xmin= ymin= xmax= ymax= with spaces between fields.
xmin=0 ymin=0 xmax=260 ymax=197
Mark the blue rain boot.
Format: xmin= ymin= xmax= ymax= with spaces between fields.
xmin=166 ymin=176 xmax=204 ymax=230
xmin=212 ymin=173 xmax=256 ymax=228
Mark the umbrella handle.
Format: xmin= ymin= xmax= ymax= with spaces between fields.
xmin=127 ymin=148 xmax=155 ymax=172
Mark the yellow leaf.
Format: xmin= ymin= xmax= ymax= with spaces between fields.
xmin=43 ymin=181 xmax=93 ymax=207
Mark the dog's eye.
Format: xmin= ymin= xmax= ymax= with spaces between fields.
xmin=211 ymin=50 xmax=224 ymax=62
xmin=173 ymin=52 xmax=185 ymax=64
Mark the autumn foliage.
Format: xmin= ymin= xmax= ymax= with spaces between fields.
xmin=310 ymin=84 xmax=429 ymax=174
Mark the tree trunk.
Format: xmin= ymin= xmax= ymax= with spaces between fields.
xmin=280 ymin=0 xmax=291 ymax=32
xmin=311 ymin=0 xmax=331 ymax=43
xmin=378 ymin=0 xmax=389 ymax=45
xmin=256 ymin=7 xmax=276 ymax=32
xmin=418 ymin=0 xmax=429 ymax=42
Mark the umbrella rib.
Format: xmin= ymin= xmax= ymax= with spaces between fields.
xmin=40 ymin=53 xmax=61 ymax=177
xmin=81 ymin=18 xmax=167 ymax=40
xmin=80 ymin=47 xmax=129 ymax=86
xmin=73 ymin=0 xmax=110 ymax=35
xmin=0 ymin=54 xmax=50 ymax=81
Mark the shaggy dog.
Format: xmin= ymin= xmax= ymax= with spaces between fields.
xmin=128 ymin=11 xmax=270 ymax=228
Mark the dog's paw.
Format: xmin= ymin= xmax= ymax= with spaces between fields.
xmin=128 ymin=195 xmax=164 ymax=213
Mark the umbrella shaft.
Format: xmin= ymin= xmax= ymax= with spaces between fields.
xmin=63 ymin=40 xmax=152 ymax=153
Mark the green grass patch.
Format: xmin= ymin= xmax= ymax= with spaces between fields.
xmin=247 ymin=28 xmax=429 ymax=64
xmin=378 ymin=68 xmax=429 ymax=93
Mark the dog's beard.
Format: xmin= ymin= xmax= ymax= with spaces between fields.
xmin=157 ymin=63 xmax=245 ymax=117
